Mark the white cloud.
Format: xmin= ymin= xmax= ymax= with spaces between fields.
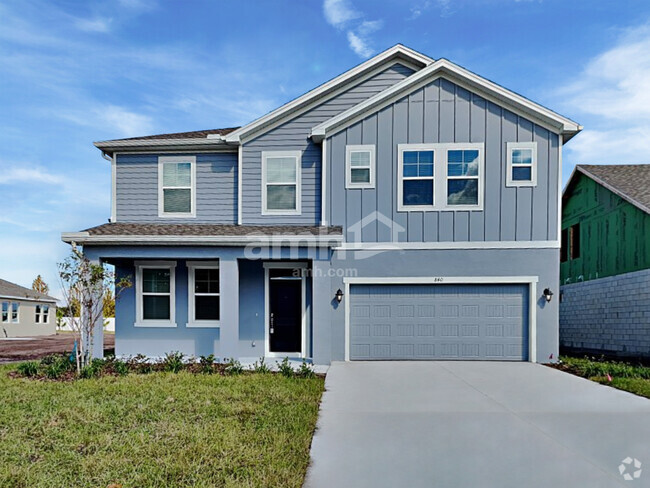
xmin=323 ymin=0 xmax=383 ymax=58
xmin=323 ymin=0 xmax=360 ymax=28
xmin=0 ymin=166 xmax=64 ymax=185
xmin=558 ymin=23 xmax=650 ymax=166
xmin=75 ymin=17 xmax=112 ymax=33
xmin=99 ymin=105 xmax=154 ymax=137
xmin=347 ymin=31 xmax=373 ymax=58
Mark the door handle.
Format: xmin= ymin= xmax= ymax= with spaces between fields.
xmin=270 ymin=313 xmax=274 ymax=334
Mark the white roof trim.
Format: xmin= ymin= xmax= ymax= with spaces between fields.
xmin=0 ymin=294 xmax=58 ymax=304
xmin=61 ymin=232 xmax=343 ymax=247
xmin=311 ymin=58 xmax=582 ymax=143
xmin=94 ymin=138 xmax=230 ymax=150
xmin=224 ymin=44 xmax=434 ymax=143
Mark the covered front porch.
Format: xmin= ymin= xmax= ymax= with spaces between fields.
xmin=81 ymin=245 xmax=337 ymax=363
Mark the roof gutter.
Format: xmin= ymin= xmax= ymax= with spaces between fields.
xmin=61 ymin=232 xmax=344 ymax=247
xmin=94 ymin=137 xmax=238 ymax=156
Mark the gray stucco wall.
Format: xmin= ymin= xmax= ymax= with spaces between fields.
xmin=241 ymin=63 xmax=416 ymax=225
xmin=560 ymin=269 xmax=650 ymax=357
xmin=115 ymin=152 xmax=238 ymax=224
xmin=326 ymin=78 xmax=560 ymax=243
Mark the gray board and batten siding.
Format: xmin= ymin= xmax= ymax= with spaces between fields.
xmin=115 ymin=152 xmax=238 ymax=224
xmin=325 ymin=78 xmax=560 ymax=243
xmin=240 ymin=63 xmax=416 ymax=226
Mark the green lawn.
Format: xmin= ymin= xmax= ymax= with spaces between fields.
xmin=557 ymin=356 xmax=650 ymax=400
xmin=0 ymin=364 xmax=324 ymax=488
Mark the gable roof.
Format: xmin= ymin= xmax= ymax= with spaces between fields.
xmin=565 ymin=164 xmax=650 ymax=215
xmin=311 ymin=58 xmax=582 ymax=143
xmin=0 ymin=279 xmax=57 ymax=303
xmin=223 ymin=44 xmax=433 ymax=143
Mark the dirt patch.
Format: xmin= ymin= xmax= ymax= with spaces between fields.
xmin=0 ymin=334 xmax=115 ymax=363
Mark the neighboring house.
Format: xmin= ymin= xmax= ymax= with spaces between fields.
xmin=560 ymin=164 xmax=650 ymax=357
xmin=61 ymin=44 xmax=581 ymax=364
xmin=0 ymin=279 xmax=57 ymax=338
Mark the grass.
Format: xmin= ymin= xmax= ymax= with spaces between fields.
xmin=556 ymin=356 xmax=650 ymax=399
xmin=0 ymin=363 xmax=325 ymax=488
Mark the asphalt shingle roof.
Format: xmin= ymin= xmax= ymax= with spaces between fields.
xmin=0 ymin=279 xmax=57 ymax=302
xmin=106 ymin=128 xmax=240 ymax=142
xmin=83 ymin=223 xmax=343 ymax=237
xmin=577 ymin=164 xmax=650 ymax=214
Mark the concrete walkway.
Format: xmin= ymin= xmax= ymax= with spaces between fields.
xmin=305 ymin=362 xmax=650 ymax=488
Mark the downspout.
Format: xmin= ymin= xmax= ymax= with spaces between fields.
xmin=101 ymin=151 xmax=112 ymax=162
xmin=101 ymin=151 xmax=117 ymax=223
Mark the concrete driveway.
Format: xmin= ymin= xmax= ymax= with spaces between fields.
xmin=305 ymin=362 xmax=650 ymax=488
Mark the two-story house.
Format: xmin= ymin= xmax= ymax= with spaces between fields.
xmin=62 ymin=45 xmax=581 ymax=365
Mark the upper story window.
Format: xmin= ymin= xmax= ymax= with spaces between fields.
xmin=159 ymin=156 xmax=196 ymax=217
xmin=135 ymin=261 xmax=176 ymax=327
xmin=506 ymin=142 xmax=537 ymax=187
xmin=35 ymin=304 xmax=49 ymax=324
xmin=345 ymin=145 xmax=375 ymax=189
xmin=1 ymin=301 xmax=19 ymax=323
xmin=447 ymin=149 xmax=480 ymax=206
xmin=398 ymin=143 xmax=484 ymax=211
xmin=262 ymin=151 xmax=301 ymax=215
xmin=187 ymin=261 xmax=220 ymax=328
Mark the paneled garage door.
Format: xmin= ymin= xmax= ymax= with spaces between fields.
xmin=349 ymin=284 xmax=529 ymax=361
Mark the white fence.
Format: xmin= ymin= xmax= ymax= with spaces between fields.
xmin=58 ymin=317 xmax=115 ymax=332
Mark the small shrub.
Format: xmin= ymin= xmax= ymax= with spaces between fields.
xmin=199 ymin=355 xmax=216 ymax=374
xmin=252 ymin=357 xmax=271 ymax=374
xmin=44 ymin=357 xmax=72 ymax=379
xmin=224 ymin=358 xmax=244 ymax=376
xmin=17 ymin=361 xmax=39 ymax=378
xmin=277 ymin=357 xmax=294 ymax=378
xmin=163 ymin=351 xmax=185 ymax=373
xmin=128 ymin=354 xmax=153 ymax=374
xmin=79 ymin=364 xmax=99 ymax=379
xmin=296 ymin=360 xmax=315 ymax=379
xmin=40 ymin=354 xmax=60 ymax=366
xmin=112 ymin=360 xmax=129 ymax=376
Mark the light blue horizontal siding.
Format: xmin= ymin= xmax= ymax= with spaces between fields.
xmin=327 ymin=77 xmax=560 ymax=243
xmin=242 ymin=63 xmax=416 ymax=225
xmin=115 ymin=152 xmax=238 ymax=224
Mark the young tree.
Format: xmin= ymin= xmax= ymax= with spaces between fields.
xmin=58 ymin=246 xmax=131 ymax=372
xmin=32 ymin=275 xmax=49 ymax=295
xmin=103 ymin=288 xmax=115 ymax=318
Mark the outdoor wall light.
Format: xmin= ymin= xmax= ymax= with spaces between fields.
xmin=335 ymin=289 xmax=344 ymax=303
xmin=543 ymin=288 xmax=554 ymax=303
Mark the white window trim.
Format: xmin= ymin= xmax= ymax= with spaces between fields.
xmin=345 ymin=144 xmax=376 ymax=189
xmin=42 ymin=305 xmax=50 ymax=324
xmin=397 ymin=143 xmax=484 ymax=212
xmin=35 ymin=304 xmax=42 ymax=324
xmin=135 ymin=261 xmax=177 ymax=328
xmin=1 ymin=301 xmax=11 ymax=323
xmin=187 ymin=261 xmax=220 ymax=328
xmin=158 ymin=156 xmax=197 ymax=218
xmin=10 ymin=302 xmax=19 ymax=324
xmin=506 ymin=141 xmax=537 ymax=187
xmin=261 ymin=150 xmax=302 ymax=215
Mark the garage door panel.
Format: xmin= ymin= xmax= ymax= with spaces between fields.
xmin=349 ymin=284 xmax=529 ymax=361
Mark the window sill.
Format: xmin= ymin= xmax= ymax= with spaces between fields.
xmin=157 ymin=213 xmax=196 ymax=219
xmin=186 ymin=321 xmax=220 ymax=329
xmin=506 ymin=182 xmax=537 ymax=188
xmin=134 ymin=321 xmax=177 ymax=328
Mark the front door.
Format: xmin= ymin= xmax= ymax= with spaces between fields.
xmin=269 ymin=268 xmax=303 ymax=354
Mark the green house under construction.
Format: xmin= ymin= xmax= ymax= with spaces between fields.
xmin=560 ymin=164 xmax=650 ymax=358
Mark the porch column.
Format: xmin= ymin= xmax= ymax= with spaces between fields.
xmin=219 ymin=257 xmax=239 ymax=360
xmin=311 ymin=258 xmax=332 ymax=365
xmin=83 ymin=258 xmax=104 ymax=360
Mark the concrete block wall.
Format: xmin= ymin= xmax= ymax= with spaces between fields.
xmin=559 ymin=268 xmax=650 ymax=357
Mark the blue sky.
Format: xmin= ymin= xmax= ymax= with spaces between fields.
xmin=1 ymin=0 xmax=650 ymax=298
